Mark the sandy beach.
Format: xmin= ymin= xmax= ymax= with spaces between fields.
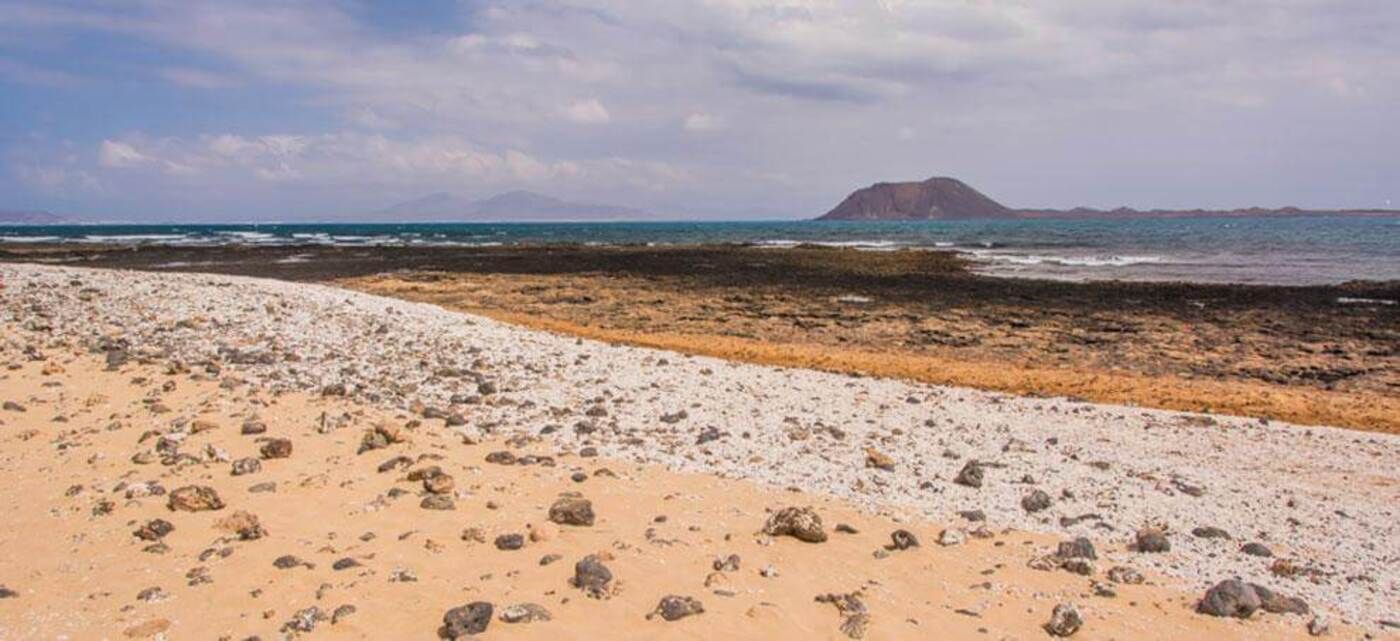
xmin=1 ymin=262 xmax=1396 ymax=639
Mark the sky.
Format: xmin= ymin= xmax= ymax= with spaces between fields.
xmin=1 ymin=0 xmax=1398 ymax=221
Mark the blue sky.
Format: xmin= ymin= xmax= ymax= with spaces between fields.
xmin=1 ymin=1 xmax=1397 ymax=220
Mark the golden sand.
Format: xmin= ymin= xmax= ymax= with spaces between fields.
xmin=0 ymin=353 xmax=1334 ymax=639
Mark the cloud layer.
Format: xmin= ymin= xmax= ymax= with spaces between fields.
xmin=2 ymin=0 xmax=1398 ymax=218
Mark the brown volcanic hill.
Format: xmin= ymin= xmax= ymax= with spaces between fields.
xmin=816 ymin=177 xmax=1400 ymax=221
xmin=817 ymin=176 xmax=1015 ymax=220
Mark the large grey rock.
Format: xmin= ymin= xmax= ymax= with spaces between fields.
xmin=1197 ymin=580 xmax=1261 ymax=618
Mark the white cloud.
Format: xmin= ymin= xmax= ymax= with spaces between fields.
xmin=90 ymin=131 xmax=677 ymax=193
xmin=98 ymin=140 xmax=152 ymax=168
xmin=683 ymin=112 xmax=722 ymax=132
xmin=563 ymin=98 xmax=610 ymax=124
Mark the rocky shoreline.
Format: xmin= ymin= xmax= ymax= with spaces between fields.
xmin=5 ymin=243 xmax=1395 ymax=432
xmin=2 ymin=263 xmax=1398 ymax=637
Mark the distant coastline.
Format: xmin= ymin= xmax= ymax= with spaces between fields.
xmin=817 ymin=176 xmax=1400 ymax=221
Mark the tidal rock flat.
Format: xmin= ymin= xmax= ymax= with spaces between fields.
xmin=1 ymin=263 xmax=1396 ymax=639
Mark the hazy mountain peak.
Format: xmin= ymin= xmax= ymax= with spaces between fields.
xmin=380 ymin=190 xmax=645 ymax=222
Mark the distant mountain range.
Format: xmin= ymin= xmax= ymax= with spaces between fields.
xmin=817 ymin=177 xmax=1400 ymax=221
xmin=379 ymin=191 xmax=646 ymax=222
xmin=0 ymin=209 xmax=65 ymax=224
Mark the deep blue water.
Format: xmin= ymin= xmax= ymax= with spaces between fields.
xmin=3 ymin=216 xmax=1398 ymax=285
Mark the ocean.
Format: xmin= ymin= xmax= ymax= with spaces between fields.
xmin=3 ymin=216 xmax=1398 ymax=286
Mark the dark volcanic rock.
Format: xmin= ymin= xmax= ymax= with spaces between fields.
xmin=548 ymin=496 xmax=595 ymax=526
xmin=259 ymin=438 xmax=292 ymax=459
xmin=1134 ymin=528 xmax=1170 ymax=553
xmin=649 ymin=595 xmax=705 ymax=621
xmin=134 ymin=519 xmax=175 ymax=541
xmin=441 ymin=601 xmax=493 ymax=639
xmin=494 ymin=533 xmax=525 ymax=551
xmin=1241 ymin=542 xmax=1274 ymax=557
xmin=1057 ymin=537 xmax=1097 ymax=560
xmin=1021 ymin=489 xmax=1052 ymax=513
xmin=420 ymin=495 xmax=456 ymax=511
xmin=231 ymin=457 xmax=261 ymax=476
xmin=954 ymin=460 xmax=984 ymax=488
xmin=888 ymin=529 xmax=920 ymax=551
xmin=1254 ymin=585 xmax=1310 ymax=615
xmin=1044 ymin=603 xmax=1083 ymax=637
xmin=1197 ymin=580 xmax=1261 ymax=618
xmin=713 ymin=554 xmax=741 ymax=572
xmin=572 ymin=554 xmax=614 ymax=598
xmin=1192 ymin=526 xmax=1232 ymax=540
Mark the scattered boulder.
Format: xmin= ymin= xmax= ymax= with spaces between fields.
xmin=1254 ymin=585 xmax=1310 ymax=615
xmin=713 ymin=554 xmax=741 ymax=572
xmin=937 ymin=528 xmax=966 ymax=547
xmin=499 ymin=603 xmax=552 ymax=624
xmin=1197 ymin=580 xmax=1261 ymax=618
xmin=864 ymin=448 xmax=895 ymax=471
xmin=358 ymin=423 xmax=406 ymax=454
xmin=230 ymin=457 xmax=261 ymax=476
xmin=1057 ymin=537 xmax=1097 ymax=560
xmin=167 ymin=485 xmax=224 ymax=512
xmin=1021 ymin=489 xmax=1052 ymax=513
xmin=572 ymin=555 xmax=614 ymax=598
xmin=954 ymin=460 xmax=984 ymax=488
xmin=440 ymin=602 xmax=493 ymax=639
xmin=259 ymin=438 xmax=292 ymax=459
xmin=214 ymin=510 xmax=266 ymax=540
xmin=1134 ymin=528 xmax=1170 ymax=553
xmin=331 ymin=604 xmax=357 ymax=625
xmin=134 ymin=519 xmax=175 ymax=541
xmin=273 ymin=555 xmax=311 ymax=569
xmin=423 ymin=473 xmax=455 ymax=495
xmin=1241 ymin=542 xmax=1274 ymax=557
xmin=281 ymin=606 xmax=326 ymax=634
xmin=1044 ymin=603 xmax=1083 ymax=637
xmin=1106 ymin=566 xmax=1144 ymax=585
xmin=815 ymin=592 xmax=870 ymax=639
xmin=548 ymin=496 xmax=596 ymax=526
xmin=762 ymin=506 xmax=827 ymax=543
xmin=420 ymin=495 xmax=456 ymax=511
xmin=649 ymin=595 xmax=705 ymax=621
xmin=1192 ymin=526 xmax=1231 ymax=540
xmin=1308 ymin=614 xmax=1330 ymax=636
xmin=377 ymin=455 xmax=414 ymax=473
xmin=485 ymin=451 xmax=516 ymax=465
xmin=494 ymin=533 xmax=525 ymax=551
xmin=888 ymin=529 xmax=919 ymax=551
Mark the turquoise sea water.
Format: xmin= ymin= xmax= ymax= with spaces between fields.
xmin=2 ymin=216 xmax=1398 ymax=286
